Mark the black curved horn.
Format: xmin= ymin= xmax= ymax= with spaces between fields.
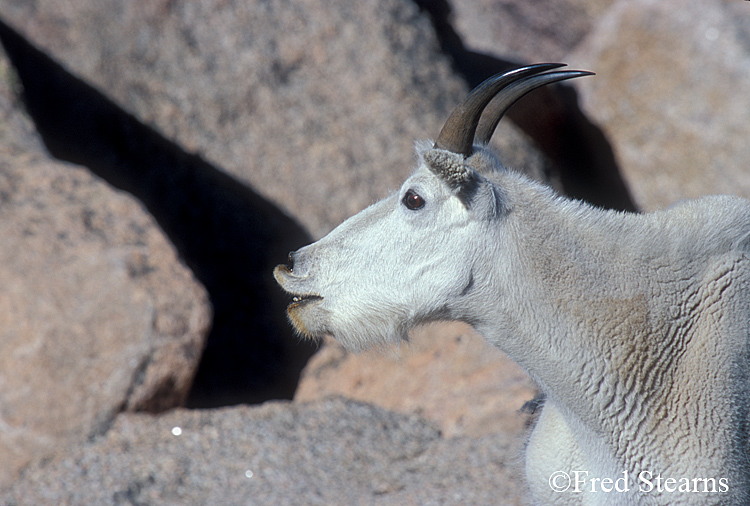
xmin=475 ymin=69 xmax=595 ymax=146
xmin=433 ymin=63 xmax=565 ymax=157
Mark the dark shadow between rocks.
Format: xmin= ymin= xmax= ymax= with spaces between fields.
xmin=413 ymin=0 xmax=638 ymax=212
xmin=0 ymin=19 xmax=317 ymax=409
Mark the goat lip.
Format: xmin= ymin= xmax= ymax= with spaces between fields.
xmin=288 ymin=293 xmax=323 ymax=309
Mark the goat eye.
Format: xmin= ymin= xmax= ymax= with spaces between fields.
xmin=402 ymin=190 xmax=425 ymax=210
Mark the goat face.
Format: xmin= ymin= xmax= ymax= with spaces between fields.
xmin=274 ymin=64 xmax=593 ymax=350
xmin=274 ymin=145 xmax=505 ymax=350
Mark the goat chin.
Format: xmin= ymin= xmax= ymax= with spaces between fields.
xmin=273 ymin=64 xmax=750 ymax=505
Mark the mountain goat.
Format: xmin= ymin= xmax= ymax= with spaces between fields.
xmin=274 ymin=64 xmax=750 ymax=505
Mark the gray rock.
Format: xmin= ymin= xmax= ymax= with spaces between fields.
xmin=0 ymin=46 xmax=211 ymax=488
xmin=2 ymin=398 xmax=530 ymax=506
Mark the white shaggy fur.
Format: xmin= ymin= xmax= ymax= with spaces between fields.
xmin=275 ymin=141 xmax=750 ymax=505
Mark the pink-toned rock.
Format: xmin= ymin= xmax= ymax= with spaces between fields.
xmin=0 ymin=0 xmax=554 ymax=238
xmin=296 ymin=323 xmax=538 ymax=438
xmin=0 ymin=47 xmax=211 ymax=488
xmin=568 ymin=0 xmax=750 ymax=209
xmin=449 ymin=0 xmax=598 ymax=63
xmin=11 ymin=0 xmax=738 ymax=502
xmin=0 ymin=0 xmax=561 ymax=420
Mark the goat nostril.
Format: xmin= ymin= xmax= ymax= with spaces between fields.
xmin=287 ymin=251 xmax=296 ymax=270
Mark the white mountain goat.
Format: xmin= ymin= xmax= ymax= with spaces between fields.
xmin=274 ymin=64 xmax=750 ymax=505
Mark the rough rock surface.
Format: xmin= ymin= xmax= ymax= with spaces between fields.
xmin=296 ymin=323 xmax=538 ymax=438
xmin=0 ymin=0 xmax=540 ymax=238
xmin=0 ymin=47 xmax=211 ymax=488
xmin=0 ymin=0 xmax=555 ymax=410
xmin=568 ymin=0 xmax=750 ymax=209
xmin=2 ymin=0 xmax=750 ymax=504
xmin=1 ymin=398 xmax=529 ymax=506
xmin=449 ymin=0 xmax=598 ymax=63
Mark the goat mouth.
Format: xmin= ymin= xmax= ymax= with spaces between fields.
xmin=288 ymin=293 xmax=323 ymax=310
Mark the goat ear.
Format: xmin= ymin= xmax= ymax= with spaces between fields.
xmin=422 ymin=149 xmax=474 ymax=191
xmin=422 ymin=148 xmax=504 ymax=216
